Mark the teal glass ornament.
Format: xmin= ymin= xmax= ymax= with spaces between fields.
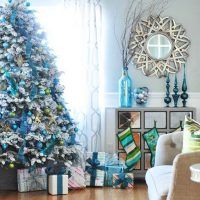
xmin=119 ymin=67 xmax=133 ymax=107
xmin=74 ymin=127 xmax=78 ymax=132
xmin=27 ymin=111 xmax=32 ymax=117
xmin=3 ymin=42 xmax=9 ymax=48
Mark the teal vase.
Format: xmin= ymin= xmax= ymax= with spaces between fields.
xmin=119 ymin=67 xmax=133 ymax=107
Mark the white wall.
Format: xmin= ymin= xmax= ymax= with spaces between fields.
xmin=102 ymin=0 xmax=200 ymax=93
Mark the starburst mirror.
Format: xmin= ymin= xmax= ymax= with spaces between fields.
xmin=128 ymin=16 xmax=191 ymax=78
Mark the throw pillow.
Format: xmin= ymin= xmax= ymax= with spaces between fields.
xmin=118 ymin=127 xmax=141 ymax=171
xmin=143 ymin=128 xmax=159 ymax=167
xmin=182 ymin=116 xmax=200 ymax=153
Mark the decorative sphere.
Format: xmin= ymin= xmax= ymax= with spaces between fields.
xmin=12 ymin=38 xmax=17 ymax=43
xmin=62 ymin=126 xmax=67 ymax=132
xmin=59 ymin=140 xmax=64 ymax=145
xmin=44 ymin=108 xmax=50 ymax=115
xmin=26 ymin=2 xmax=31 ymax=6
xmin=7 ymin=54 xmax=13 ymax=61
xmin=2 ymin=143 xmax=8 ymax=150
xmin=3 ymin=42 xmax=9 ymax=48
xmin=8 ymin=0 xmax=12 ymax=3
xmin=138 ymin=93 xmax=144 ymax=99
xmin=19 ymin=80 xmax=26 ymax=86
xmin=36 ymin=142 xmax=43 ymax=149
xmin=181 ymin=93 xmax=189 ymax=99
xmin=27 ymin=111 xmax=32 ymax=117
xmin=52 ymin=134 xmax=56 ymax=140
xmin=39 ymin=89 xmax=45 ymax=96
xmin=41 ymin=130 xmax=47 ymax=135
xmin=74 ymin=127 xmax=79 ymax=132
xmin=45 ymin=88 xmax=51 ymax=95
xmin=9 ymin=112 xmax=16 ymax=117
xmin=57 ymin=105 xmax=63 ymax=112
xmin=12 ymin=124 xmax=18 ymax=130
xmin=9 ymin=163 xmax=15 ymax=169
xmin=43 ymin=62 xmax=49 ymax=69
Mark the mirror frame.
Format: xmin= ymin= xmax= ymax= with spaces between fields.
xmin=145 ymin=32 xmax=173 ymax=61
xmin=128 ymin=16 xmax=191 ymax=78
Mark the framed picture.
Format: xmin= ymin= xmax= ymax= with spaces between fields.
xmin=118 ymin=132 xmax=141 ymax=150
xmin=169 ymin=111 xmax=193 ymax=129
xmin=144 ymin=111 xmax=167 ymax=129
xmin=144 ymin=152 xmax=151 ymax=170
xmin=144 ymin=132 xmax=166 ymax=150
xmin=118 ymin=111 xmax=141 ymax=129
xmin=118 ymin=152 xmax=141 ymax=170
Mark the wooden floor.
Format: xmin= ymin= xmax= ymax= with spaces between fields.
xmin=0 ymin=183 xmax=148 ymax=200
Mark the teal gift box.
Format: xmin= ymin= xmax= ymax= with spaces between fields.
xmin=104 ymin=165 xmax=124 ymax=186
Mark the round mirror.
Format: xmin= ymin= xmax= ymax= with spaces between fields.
xmin=146 ymin=33 xmax=172 ymax=60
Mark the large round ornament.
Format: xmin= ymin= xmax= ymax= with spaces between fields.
xmin=27 ymin=111 xmax=32 ymax=117
xmin=44 ymin=108 xmax=51 ymax=115
xmin=12 ymin=124 xmax=18 ymax=130
xmin=3 ymin=42 xmax=9 ymax=48
xmin=45 ymin=88 xmax=51 ymax=95
xmin=2 ymin=143 xmax=8 ymax=150
xmin=9 ymin=163 xmax=15 ymax=169
xmin=36 ymin=142 xmax=43 ymax=149
xmin=74 ymin=127 xmax=79 ymax=132
xmin=57 ymin=105 xmax=63 ymax=112
xmin=9 ymin=112 xmax=16 ymax=117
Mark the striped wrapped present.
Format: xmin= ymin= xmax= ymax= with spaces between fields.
xmin=68 ymin=166 xmax=86 ymax=189
xmin=112 ymin=173 xmax=134 ymax=189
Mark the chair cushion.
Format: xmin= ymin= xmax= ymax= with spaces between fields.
xmin=145 ymin=165 xmax=173 ymax=200
xmin=182 ymin=116 xmax=200 ymax=153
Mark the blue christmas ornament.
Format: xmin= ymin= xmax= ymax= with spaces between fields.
xmin=52 ymin=134 xmax=56 ymax=141
xmin=12 ymin=124 xmax=18 ymax=130
xmin=7 ymin=54 xmax=13 ymax=61
xmin=41 ymin=130 xmax=47 ymax=135
xmin=53 ymin=78 xmax=59 ymax=85
xmin=2 ymin=143 xmax=8 ymax=150
xmin=8 ymin=0 xmax=12 ymax=3
xmin=26 ymin=2 xmax=31 ymax=7
xmin=3 ymin=42 xmax=9 ymax=48
xmin=62 ymin=126 xmax=67 ymax=132
xmin=0 ymin=16 xmax=6 ymax=23
xmin=11 ymin=38 xmax=17 ymax=43
xmin=19 ymin=80 xmax=26 ymax=86
xmin=10 ymin=10 xmax=17 ymax=25
xmin=43 ymin=62 xmax=49 ymax=69
xmin=36 ymin=142 xmax=43 ymax=149
xmin=27 ymin=111 xmax=32 ymax=117
xmin=74 ymin=127 xmax=78 ymax=132
xmin=39 ymin=89 xmax=45 ymax=96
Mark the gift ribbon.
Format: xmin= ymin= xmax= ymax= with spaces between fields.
xmin=85 ymin=152 xmax=105 ymax=186
xmin=45 ymin=162 xmax=66 ymax=175
xmin=113 ymin=173 xmax=133 ymax=189
xmin=57 ymin=175 xmax=63 ymax=194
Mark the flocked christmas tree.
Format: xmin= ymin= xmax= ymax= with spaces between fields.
xmin=0 ymin=0 xmax=80 ymax=169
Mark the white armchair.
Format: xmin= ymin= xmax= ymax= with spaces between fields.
xmin=145 ymin=131 xmax=200 ymax=200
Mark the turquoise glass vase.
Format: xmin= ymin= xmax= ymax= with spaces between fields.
xmin=119 ymin=67 xmax=133 ymax=107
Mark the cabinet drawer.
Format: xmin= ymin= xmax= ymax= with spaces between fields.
xmin=118 ymin=111 xmax=141 ymax=129
xmin=169 ymin=111 xmax=193 ymax=128
xmin=144 ymin=111 xmax=167 ymax=129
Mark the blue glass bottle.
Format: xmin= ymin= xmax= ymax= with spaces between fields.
xmin=119 ymin=67 xmax=133 ymax=107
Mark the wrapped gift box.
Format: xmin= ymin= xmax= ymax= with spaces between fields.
xmin=85 ymin=152 xmax=105 ymax=187
xmin=68 ymin=166 xmax=86 ymax=189
xmin=17 ymin=168 xmax=47 ymax=192
xmin=112 ymin=173 xmax=134 ymax=189
xmin=48 ymin=175 xmax=68 ymax=195
xmin=105 ymin=165 xmax=124 ymax=186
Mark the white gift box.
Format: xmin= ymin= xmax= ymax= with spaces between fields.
xmin=48 ymin=175 xmax=68 ymax=195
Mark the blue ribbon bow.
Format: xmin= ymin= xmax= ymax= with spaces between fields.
xmin=85 ymin=152 xmax=105 ymax=186
xmin=45 ymin=162 xmax=66 ymax=175
xmin=113 ymin=173 xmax=133 ymax=189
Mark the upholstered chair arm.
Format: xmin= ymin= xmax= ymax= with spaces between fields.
xmin=154 ymin=131 xmax=183 ymax=166
xmin=167 ymin=151 xmax=200 ymax=200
